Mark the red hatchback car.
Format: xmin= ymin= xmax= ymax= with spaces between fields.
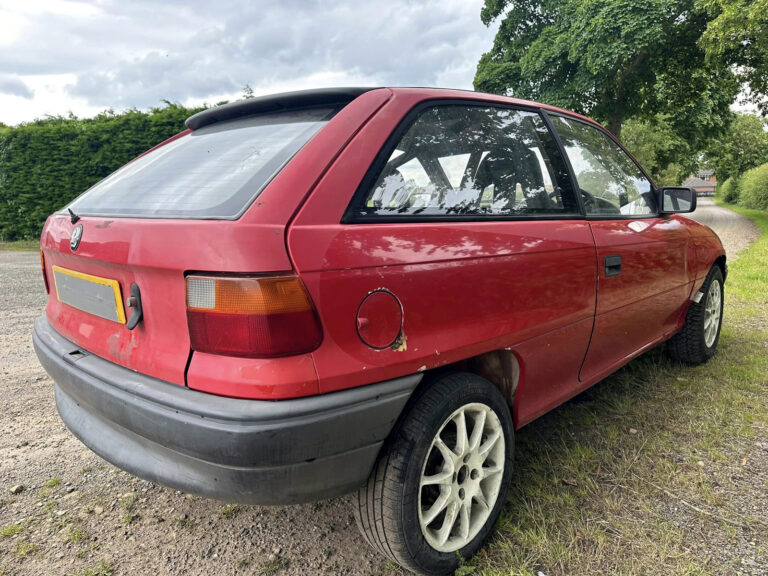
xmin=34 ymin=88 xmax=726 ymax=575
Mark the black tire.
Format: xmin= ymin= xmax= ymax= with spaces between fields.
xmin=667 ymin=265 xmax=724 ymax=364
xmin=354 ymin=372 xmax=514 ymax=576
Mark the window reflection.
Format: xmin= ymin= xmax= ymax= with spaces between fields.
xmin=357 ymin=106 xmax=579 ymax=218
xmin=551 ymin=117 xmax=655 ymax=217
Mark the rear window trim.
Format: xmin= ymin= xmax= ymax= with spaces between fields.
xmin=60 ymin=105 xmax=339 ymax=222
xmin=342 ymin=98 xmax=586 ymax=224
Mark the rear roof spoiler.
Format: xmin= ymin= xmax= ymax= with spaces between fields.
xmin=185 ymin=87 xmax=378 ymax=130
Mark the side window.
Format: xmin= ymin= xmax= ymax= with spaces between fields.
xmin=351 ymin=105 xmax=579 ymax=219
xmin=550 ymin=116 xmax=655 ymax=217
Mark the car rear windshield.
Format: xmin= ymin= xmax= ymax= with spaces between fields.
xmin=65 ymin=108 xmax=335 ymax=219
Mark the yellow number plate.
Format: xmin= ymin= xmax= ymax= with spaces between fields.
xmin=52 ymin=266 xmax=126 ymax=324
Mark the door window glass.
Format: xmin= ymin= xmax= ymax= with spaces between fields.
xmin=353 ymin=105 xmax=579 ymax=219
xmin=551 ymin=116 xmax=655 ymax=217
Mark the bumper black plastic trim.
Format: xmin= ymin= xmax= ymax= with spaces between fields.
xmin=33 ymin=317 xmax=420 ymax=504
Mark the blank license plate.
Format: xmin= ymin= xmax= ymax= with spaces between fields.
xmin=53 ymin=266 xmax=126 ymax=324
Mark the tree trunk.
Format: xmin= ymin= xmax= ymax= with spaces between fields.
xmin=607 ymin=114 xmax=622 ymax=139
xmin=607 ymin=53 xmax=646 ymax=139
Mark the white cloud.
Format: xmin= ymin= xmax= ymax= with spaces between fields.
xmin=0 ymin=0 xmax=498 ymax=125
xmin=0 ymin=74 xmax=102 ymax=124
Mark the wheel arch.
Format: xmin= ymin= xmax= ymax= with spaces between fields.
xmin=713 ymin=254 xmax=727 ymax=282
xmin=398 ymin=349 xmax=523 ymax=425
xmin=369 ymin=349 xmax=524 ymax=475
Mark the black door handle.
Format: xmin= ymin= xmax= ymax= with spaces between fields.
xmin=605 ymin=254 xmax=622 ymax=277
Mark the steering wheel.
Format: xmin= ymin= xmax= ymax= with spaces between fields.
xmin=579 ymin=188 xmax=596 ymax=208
xmin=547 ymin=190 xmax=563 ymax=208
xmin=549 ymin=188 xmax=596 ymax=209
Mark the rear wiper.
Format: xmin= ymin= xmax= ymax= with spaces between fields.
xmin=68 ymin=208 xmax=80 ymax=225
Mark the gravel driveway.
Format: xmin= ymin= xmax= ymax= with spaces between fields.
xmin=0 ymin=253 xmax=390 ymax=576
xmin=687 ymin=198 xmax=760 ymax=261
xmin=0 ymin=201 xmax=759 ymax=575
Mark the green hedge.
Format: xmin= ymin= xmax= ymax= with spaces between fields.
xmin=738 ymin=163 xmax=768 ymax=210
xmin=0 ymin=102 xmax=204 ymax=241
xmin=717 ymin=176 xmax=739 ymax=203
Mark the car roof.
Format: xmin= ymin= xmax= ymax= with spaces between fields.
xmin=386 ymin=87 xmax=600 ymax=127
xmin=185 ymin=87 xmax=602 ymax=131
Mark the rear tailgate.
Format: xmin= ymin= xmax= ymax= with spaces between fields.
xmin=39 ymin=89 xmax=394 ymax=395
xmin=40 ymin=107 xmax=339 ymax=386
xmin=42 ymin=216 xmax=293 ymax=385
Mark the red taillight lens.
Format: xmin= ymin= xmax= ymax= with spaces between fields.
xmin=40 ymin=249 xmax=50 ymax=294
xmin=186 ymin=275 xmax=322 ymax=358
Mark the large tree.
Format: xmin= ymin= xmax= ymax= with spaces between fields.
xmin=474 ymin=0 xmax=738 ymax=140
xmin=700 ymin=0 xmax=768 ymax=114
xmin=621 ymin=115 xmax=696 ymax=185
xmin=704 ymin=113 xmax=768 ymax=181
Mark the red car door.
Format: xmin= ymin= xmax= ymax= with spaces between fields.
xmin=288 ymin=93 xmax=597 ymax=428
xmin=548 ymin=114 xmax=693 ymax=383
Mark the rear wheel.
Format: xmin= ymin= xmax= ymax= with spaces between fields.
xmin=667 ymin=265 xmax=724 ymax=364
xmin=354 ymin=372 xmax=514 ymax=575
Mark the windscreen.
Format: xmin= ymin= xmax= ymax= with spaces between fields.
xmin=65 ymin=108 xmax=335 ymax=219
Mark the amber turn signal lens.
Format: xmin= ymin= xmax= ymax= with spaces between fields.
xmin=186 ymin=275 xmax=322 ymax=358
xmin=187 ymin=276 xmax=313 ymax=315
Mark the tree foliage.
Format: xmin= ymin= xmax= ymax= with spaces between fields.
xmin=0 ymin=102 xmax=204 ymax=241
xmin=474 ymin=0 xmax=738 ymax=142
xmin=738 ymin=162 xmax=768 ymax=210
xmin=716 ymin=175 xmax=739 ymax=203
xmin=704 ymin=113 xmax=768 ymax=182
xmin=621 ymin=116 xmax=695 ymax=185
xmin=700 ymin=0 xmax=768 ymax=114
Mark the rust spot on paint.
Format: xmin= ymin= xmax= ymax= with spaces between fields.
xmin=95 ymin=220 xmax=114 ymax=229
xmin=467 ymin=350 xmax=519 ymax=406
xmin=391 ymin=331 xmax=407 ymax=352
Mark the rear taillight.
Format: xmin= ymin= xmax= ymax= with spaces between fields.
xmin=40 ymin=249 xmax=50 ymax=294
xmin=186 ymin=275 xmax=322 ymax=358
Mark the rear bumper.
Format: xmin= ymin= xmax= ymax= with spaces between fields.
xmin=33 ymin=317 xmax=419 ymax=504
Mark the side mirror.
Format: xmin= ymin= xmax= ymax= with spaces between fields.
xmin=657 ymin=187 xmax=696 ymax=214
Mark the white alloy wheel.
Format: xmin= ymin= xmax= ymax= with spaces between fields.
xmin=704 ymin=278 xmax=722 ymax=348
xmin=418 ymin=402 xmax=505 ymax=553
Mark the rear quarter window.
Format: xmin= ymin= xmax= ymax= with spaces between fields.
xmin=65 ymin=108 xmax=334 ymax=219
xmin=345 ymin=103 xmax=579 ymax=221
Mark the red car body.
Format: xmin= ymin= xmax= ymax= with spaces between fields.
xmin=34 ymin=88 xmax=725 ymax=507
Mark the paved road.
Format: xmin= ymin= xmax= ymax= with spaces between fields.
xmin=687 ymin=197 xmax=759 ymax=261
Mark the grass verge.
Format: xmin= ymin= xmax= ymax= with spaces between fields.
xmin=475 ymin=206 xmax=768 ymax=575
xmin=0 ymin=239 xmax=39 ymax=251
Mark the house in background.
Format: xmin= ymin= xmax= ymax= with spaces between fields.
xmin=682 ymin=169 xmax=717 ymax=196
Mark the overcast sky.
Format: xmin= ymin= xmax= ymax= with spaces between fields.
xmin=0 ymin=0 xmax=499 ymax=125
